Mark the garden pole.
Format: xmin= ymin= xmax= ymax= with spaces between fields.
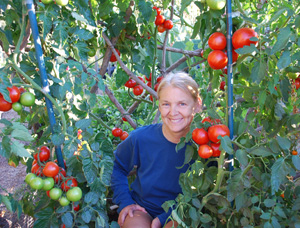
xmin=226 ymin=0 xmax=234 ymax=171
xmin=25 ymin=0 xmax=65 ymax=169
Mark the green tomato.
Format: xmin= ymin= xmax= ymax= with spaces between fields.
xmin=25 ymin=173 xmax=36 ymax=184
xmin=49 ymin=188 xmax=63 ymax=200
xmin=30 ymin=177 xmax=44 ymax=190
xmin=206 ymin=0 xmax=226 ymax=10
xmin=42 ymin=177 xmax=55 ymax=191
xmin=56 ymin=0 xmax=68 ymax=6
xmin=41 ymin=0 xmax=53 ymax=4
xmin=20 ymin=92 xmax=35 ymax=107
xmin=59 ymin=196 xmax=70 ymax=207
xmin=87 ymin=48 xmax=96 ymax=57
xmin=12 ymin=102 xmax=22 ymax=112
xmin=66 ymin=187 xmax=82 ymax=202
xmin=287 ymin=72 xmax=298 ymax=80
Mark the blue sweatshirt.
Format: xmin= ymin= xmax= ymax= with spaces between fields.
xmin=111 ymin=123 xmax=191 ymax=226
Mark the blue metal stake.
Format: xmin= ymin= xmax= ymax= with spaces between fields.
xmin=226 ymin=0 xmax=234 ymax=171
xmin=25 ymin=0 xmax=65 ymax=169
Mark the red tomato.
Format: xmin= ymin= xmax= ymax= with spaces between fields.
xmin=157 ymin=24 xmax=166 ymax=33
xmin=163 ymin=20 xmax=173 ymax=30
xmin=112 ymin=127 xmax=123 ymax=137
xmin=222 ymin=67 xmax=228 ymax=75
xmin=156 ymin=76 xmax=164 ymax=83
xmin=7 ymin=86 xmax=21 ymax=103
xmin=120 ymin=131 xmax=129 ymax=140
xmin=122 ymin=117 xmax=127 ymax=122
xmin=31 ymin=163 xmax=44 ymax=177
xmin=145 ymin=73 xmax=152 ymax=82
xmin=53 ymin=167 xmax=66 ymax=184
xmin=19 ymin=87 xmax=26 ymax=94
xmin=0 ymin=94 xmax=12 ymax=112
xmin=220 ymin=81 xmax=225 ymax=91
xmin=202 ymin=117 xmax=221 ymax=125
xmin=38 ymin=146 xmax=50 ymax=162
xmin=125 ymin=79 xmax=136 ymax=88
xmin=208 ymin=32 xmax=227 ymax=50
xmin=110 ymin=49 xmax=120 ymax=62
xmin=232 ymin=28 xmax=258 ymax=49
xmin=73 ymin=203 xmax=80 ymax=211
xmin=147 ymin=82 xmax=152 ymax=87
xmin=192 ymin=128 xmax=209 ymax=145
xmin=207 ymin=50 xmax=228 ymax=70
xmin=224 ymin=49 xmax=239 ymax=63
xmin=150 ymin=95 xmax=153 ymax=102
xmin=61 ymin=177 xmax=78 ymax=192
xmin=198 ymin=145 xmax=213 ymax=159
xmin=133 ymin=85 xmax=143 ymax=96
xmin=208 ymin=124 xmax=230 ymax=143
xmin=138 ymin=76 xmax=145 ymax=83
xmin=293 ymin=79 xmax=300 ymax=90
xmin=43 ymin=161 xmax=59 ymax=177
xmin=154 ymin=83 xmax=160 ymax=91
xmin=155 ymin=14 xmax=165 ymax=26
xmin=211 ymin=143 xmax=221 ymax=157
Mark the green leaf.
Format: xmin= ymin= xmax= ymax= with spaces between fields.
xmin=236 ymin=149 xmax=248 ymax=166
xmin=11 ymin=141 xmax=32 ymax=158
xmin=100 ymin=156 xmax=114 ymax=186
xmin=33 ymin=207 xmax=55 ymax=228
xmin=191 ymin=17 xmax=201 ymax=39
xmin=292 ymin=155 xmax=300 ymax=170
xmin=235 ymin=44 xmax=258 ymax=55
xmin=53 ymin=21 xmax=69 ymax=47
xmin=1 ymin=195 xmax=12 ymax=212
xmin=277 ymin=51 xmax=291 ymax=69
xmin=73 ymin=41 xmax=88 ymax=61
xmin=138 ymin=0 xmax=153 ymax=22
xmin=274 ymin=103 xmax=286 ymax=120
xmin=71 ymin=12 xmax=88 ymax=24
xmin=236 ymin=192 xmax=247 ymax=211
xmin=227 ymin=169 xmax=243 ymax=202
xmin=189 ymin=207 xmax=199 ymax=221
xmin=292 ymin=198 xmax=300 ymax=210
xmin=280 ymin=77 xmax=291 ymax=103
xmin=11 ymin=129 xmax=33 ymax=142
xmin=269 ymin=8 xmax=288 ymax=23
xmin=271 ymin=157 xmax=291 ymax=194
xmin=199 ymin=213 xmax=212 ymax=224
xmin=182 ymin=145 xmax=194 ymax=166
xmin=250 ymin=60 xmax=267 ymax=84
xmin=260 ymin=212 xmax=271 ymax=220
xmin=276 ymin=136 xmax=291 ymax=151
xmin=0 ymin=30 xmax=10 ymax=52
xmin=264 ymin=199 xmax=276 ymax=208
xmin=220 ymin=136 xmax=233 ymax=155
xmin=84 ymin=192 xmax=99 ymax=205
xmin=51 ymin=134 xmax=65 ymax=146
xmin=82 ymin=158 xmax=98 ymax=184
xmin=249 ymin=146 xmax=274 ymax=157
xmin=192 ymin=198 xmax=201 ymax=209
xmin=82 ymin=208 xmax=92 ymax=223
xmin=75 ymin=119 xmax=91 ymax=130
xmin=115 ymin=70 xmax=129 ymax=88
xmin=61 ymin=212 xmax=73 ymax=227
xmin=73 ymin=28 xmax=94 ymax=41
xmin=274 ymin=206 xmax=286 ymax=218
xmin=271 ymin=26 xmax=291 ymax=55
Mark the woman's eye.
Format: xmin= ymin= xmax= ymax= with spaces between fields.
xmin=180 ymin=103 xmax=186 ymax=106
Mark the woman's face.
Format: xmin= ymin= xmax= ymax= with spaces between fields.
xmin=159 ymin=86 xmax=201 ymax=142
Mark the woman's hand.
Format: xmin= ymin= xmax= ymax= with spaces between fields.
xmin=118 ymin=204 xmax=147 ymax=227
xmin=151 ymin=217 xmax=161 ymax=228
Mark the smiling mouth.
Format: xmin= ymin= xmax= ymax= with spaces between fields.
xmin=169 ymin=118 xmax=183 ymax=123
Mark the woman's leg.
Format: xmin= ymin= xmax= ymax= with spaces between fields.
xmin=164 ymin=220 xmax=178 ymax=228
xmin=122 ymin=210 xmax=153 ymax=228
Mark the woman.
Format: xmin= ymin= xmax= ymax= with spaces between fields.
xmin=111 ymin=72 xmax=202 ymax=228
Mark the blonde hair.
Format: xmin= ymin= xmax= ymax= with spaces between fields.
xmin=157 ymin=72 xmax=200 ymax=102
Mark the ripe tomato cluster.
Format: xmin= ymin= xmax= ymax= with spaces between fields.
xmin=0 ymin=86 xmax=35 ymax=112
xmin=192 ymin=118 xmax=230 ymax=159
xmin=26 ymin=146 xmax=83 ymax=207
xmin=153 ymin=6 xmax=173 ymax=33
xmin=207 ymin=28 xmax=258 ymax=70
xmin=112 ymin=127 xmax=129 ymax=141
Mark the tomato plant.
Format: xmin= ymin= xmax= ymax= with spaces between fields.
xmin=232 ymin=27 xmax=258 ymax=49
xmin=0 ymin=94 xmax=12 ymax=112
xmin=207 ymin=124 xmax=230 ymax=143
xmin=192 ymin=128 xmax=209 ymax=145
xmin=66 ymin=187 xmax=82 ymax=202
xmin=207 ymin=50 xmax=228 ymax=70
xmin=197 ymin=144 xmax=213 ymax=159
xmin=19 ymin=92 xmax=35 ymax=107
xmin=61 ymin=177 xmax=78 ymax=192
xmin=112 ymin=127 xmax=123 ymax=137
xmin=163 ymin=20 xmax=173 ymax=30
xmin=110 ymin=49 xmax=120 ymax=62
xmin=7 ymin=86 xmax=21 ymax=103
xmin=43 ymin=161 xmax=59 ymax=177
xmin=208 ymin=32 xmax=227 ymax=50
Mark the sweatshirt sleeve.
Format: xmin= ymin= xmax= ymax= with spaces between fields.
xmin=157 ymin=208 xmax=172 ymax=227
xmin=110 ymin=134 xmax=138 ymax=213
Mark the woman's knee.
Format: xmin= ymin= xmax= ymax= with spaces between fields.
xmin=122 ymin=210 xmax=153 ymax=228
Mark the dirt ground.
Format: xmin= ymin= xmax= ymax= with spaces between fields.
xmin=0 ymin=110 xmax=34 ymax=228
